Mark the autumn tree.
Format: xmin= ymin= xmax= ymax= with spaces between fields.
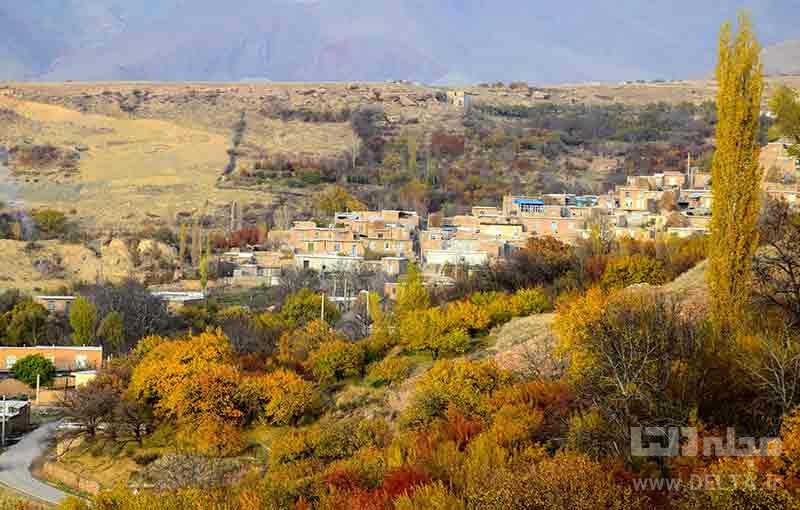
xmin=69 ymin=296 xmax=97 ymax=345
xmin=317 ymin=186 xmax=366 ymax=217
xmin=178 ymin=222 xmax=187 ymax=265
xmin=554 ymin=290 xmax=705 ymax=459
xmin=707 ymin=13 xmax=764 ymax=334
xmin=191 ymin=218 xmax=201 ymax=269
xmin=768 ymin=84 xmax=800 ymax=157
xmin=395 ymin=264 xmax=429 ymax=317
xmin=199 ymin=256 xmax=209 ymax=291
xmin=600 ymin=254 xmax=668 ymax=290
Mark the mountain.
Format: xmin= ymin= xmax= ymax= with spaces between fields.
xmin=1 ymin=1 xmax=799 ymax=84
xmin=764 ymin=40 xmax=800 ymax=76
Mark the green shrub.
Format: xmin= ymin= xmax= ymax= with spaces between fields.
xmin=11 ymin=354 xmax=55 ymax=387
xmin=32 ymin=209 xmax=68 ymax=239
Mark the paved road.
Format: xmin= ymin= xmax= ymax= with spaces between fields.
xmin=0 ymin=422 xmax=68 ymax=505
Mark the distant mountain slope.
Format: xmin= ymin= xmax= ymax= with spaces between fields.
xmin=1 ymin=1 xmax=799 ymax=83
xmin=764 ymin=40 xmax=800 ymax=76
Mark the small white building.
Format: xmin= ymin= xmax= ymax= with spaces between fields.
xmin=295 ymin=253 xmax=364 ymax=273
xmin=150 ymin=291 xmax=206 ymax=311
xmin=424 ymin=249 xmax=488 ymax=267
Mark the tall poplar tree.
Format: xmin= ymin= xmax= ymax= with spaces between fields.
xmin=708 ymin=13 xmax=764 ymax=334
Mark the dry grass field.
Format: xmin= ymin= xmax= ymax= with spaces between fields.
xmin=0 ymin=76 xmax=798 ymax=234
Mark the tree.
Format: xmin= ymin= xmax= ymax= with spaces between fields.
xmin=406 ymin=133 xmax=418 ymax=175
xmin=178 ymin=222 xmax=188 ymax=266
xmin=282 ymin=289 xmax=339 ymax=327
xmin=306 ymin=340 xmax=366 ymax=383
xmin=317 ymin=186 xmax=366 ymax=217
xmin=600 ymin=254 xmax=668 ymax=290
xmin=60 ymin=383 xmax=119 ymax=440
xmin=11 ymin=354 xmax=55 ymax=387
xmin=199 ymin=256 xmax=209 ymax=291
xmin=96 ymin=311 xmax=124 ymax=353
xmin=768 ymin=85 xmax=800 ymax=156
xmin=478 ymin=237 xmax=577 ymax=293
xmin=707 ymin=14 xmax=764 ymax=334
xmin=69 ymin=296 xmax=97 ymax=345
xmin=395 ymin=264 xmax=430 ymax=317
xmin=753 ymin=198 xmax=800 ymax=327
xmin=554 ymin=290 xmax=705 ymax=460
xmin=253 ymin=369 xmax=320 ymax=426
xmin=741 ymin=325 xmax=800 ymax=419
xmin=78 ymin=280 xmax=171 ymax=353
xmin=191 ymin=218 xmax=201 ymax=269
xmin=4 ymin=301 xmax=48 ymax=345
xmin=403 ymin=359 xmax=512 ymax=427
xmin=114 ymin=397 xmax=153 ymax=446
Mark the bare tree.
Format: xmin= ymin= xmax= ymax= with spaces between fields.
xmin=742 ymin=326 xmax=800 ymax=422
xmin=78 ymin=280 xmax=173 ymax=353
xmin=60 ymin=385 xmax=118 ymax=441
xmin=754 ymin=198 xmax=800 ymax=327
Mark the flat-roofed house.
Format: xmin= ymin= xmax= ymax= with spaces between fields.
xmin=0 ymin=345 xmax=103 ymax=373
xmin=150 ymin=291 xmax=206 ymax=311
xmin=33 ymin=296 xmax=76 ymax=314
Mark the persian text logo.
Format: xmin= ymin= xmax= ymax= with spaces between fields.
xmin=631 ymin=426 xmax=780 ymax=457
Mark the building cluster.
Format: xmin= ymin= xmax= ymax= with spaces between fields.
xmin=207 ymin=145 xmax=800 ymax=295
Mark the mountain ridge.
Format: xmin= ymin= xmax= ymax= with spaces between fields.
xmin=1 ymin=1 xmax=799 ymax=83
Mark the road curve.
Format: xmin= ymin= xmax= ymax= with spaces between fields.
xmin=0 ymin=422 xmax=69 ymax=505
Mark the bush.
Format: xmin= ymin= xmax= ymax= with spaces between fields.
xmin=600 ymin=254 xmax=667 ymax=289
xmin=11 ymin=354 xmax=55 ymax=387
xmin=132 ymin=451 xmax=160 ymax=466
xmin=258 ymin=369 xmax=320 ymax=426
xmin=510 ymin=288 xmax=551 ymax=316
xmin=403 ymin=360 xmax=513 ymax=427
xmin=32 ymin=209 xmax=68 ymax=239
xmin=470 ymin=291 xmax=514 ymax=326
xmin=366 ymin=356 xmax=414 ymax=387
xmin=306 ymin=340 xmax=366 ymax=383
xmin=282 ymin=289 xmax=340 ymax=327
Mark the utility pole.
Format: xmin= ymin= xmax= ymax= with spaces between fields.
xmin=2 ymin=395 xmax=6 ymax=447
xmin=320 ymin=292 xmax=325 ymax=322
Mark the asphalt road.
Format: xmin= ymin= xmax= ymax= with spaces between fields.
xmin=0 ymin=422 xmax=68 ymax=505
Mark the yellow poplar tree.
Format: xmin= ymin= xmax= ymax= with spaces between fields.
xmin=708 ymin=13 xmax=764 ymax=334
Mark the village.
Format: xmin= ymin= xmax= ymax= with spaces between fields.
xmin=151 ymin=138 xmax=800 ymax=303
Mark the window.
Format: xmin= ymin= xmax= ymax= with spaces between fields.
xmin=351 ymin=246 xmax=357 ymax=256
xmin=5 ymin=356 xmax=16 ymax=369
xmin=307 ymin=242 xmax=315 ymax=252
xmin=303 ymin=260 xmax=310 ymax=269
xmin=46 ymin=301 xmax=56 ymax=312
xmin=550 ymin=222 xmax=558 ymax=233
xmin=75 ymin=355 xmax=88 ymax=369
xmin=385 ymin=242 xmax=390 ymax=250
xmin=335 ymin=243 xmax=341 ymax=251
